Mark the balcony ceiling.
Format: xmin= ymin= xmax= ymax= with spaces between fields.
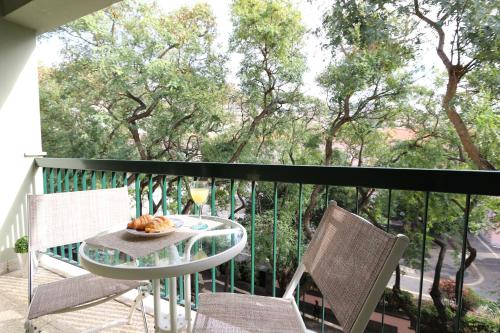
xmin=1 ymin=0 xmax=120 ymax=34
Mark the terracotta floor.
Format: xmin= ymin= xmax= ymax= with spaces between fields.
xmin=0 ymin=267 xmax=154 ymax=333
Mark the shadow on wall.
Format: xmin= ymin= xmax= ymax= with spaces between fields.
xmin=0 ymin=19 xmax=36 ymax=111
xmin=0 ymin=161 xmax=37 ymax=268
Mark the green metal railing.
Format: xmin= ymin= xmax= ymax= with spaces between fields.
xmin=35 ymin=158 xmax=499 ymax=333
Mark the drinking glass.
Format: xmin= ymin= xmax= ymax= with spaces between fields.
xmin=190 ymin=180 xmax=209 ymax=230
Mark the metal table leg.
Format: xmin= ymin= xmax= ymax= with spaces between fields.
xmin=153 ymin=278 xmax=162 ymax=333
xmin=153 ymin=277 xmax=183 ymax=333
xmin=169 ymin=277 xmax=177 ymax=332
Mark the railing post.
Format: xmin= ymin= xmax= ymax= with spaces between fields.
xmin=250 ymin=180 xmax=256 ymax=295
xmin=102 ymin=171 xmax=107 ymax=189
xmin=64 ymin=169 xmax=72 ymax=262
xmin=381 ymin=189 xmax=392 ymax=333
xmin=48 ymin=168 xmax=55 ymax=255
xmin=91 ymin=170 xmax=96 ymax=190
xmin=321 ymin=185 xmax=329 ymax=333
xmin=49 ymin=168 xmax=55 ymax=194
xmin=82 ymin=170 xmax=87 ymax=190
xmin=355 ymin=186 xmax=359 ymax=214
xmin=296 ymin=183 xmax=303 ymax=305
xmin=176 ymin=176 xmax=183 ymax=303
xmin=73 ymin=170 xmax=79 ymax=191
xmin=272 ymin=182 xmax=278 ymax=297
xmin=42 ymin=168 xmax=48 ymax=194
xmin=135 ymin=174 xmax=141 ymax=218
xmin=416 ymin=191 xmax=430 ymax=333
xmin=162 ymin=175 xmax=168 ymax=215
xmin=211 ymin=177 xmax=217 ymax=293
xmin=111 ymin=171 xmax=117 ymax=188
xmin=177 ymin=177 xmax=182 ymax=214
xmin=148 ymin=174 xmax=154 ymax=214
xmin=72 ymin=170 xmax=80 ymax=264
xmin=454 ymin=194 xmax=471 ymax=332
xmin=56 ymin=168 xmax=63 ymax=258
xmin=230 ymin=179 xmax=236 ymax=293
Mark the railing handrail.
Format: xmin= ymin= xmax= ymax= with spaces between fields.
xmin=35 ymin=158 xmax=499 ymax=195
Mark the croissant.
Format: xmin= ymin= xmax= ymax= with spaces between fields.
xmin=144 ymin=216 xmax=175 ymax=233
xmin=127 ymin=215 xmax=154 ymax=231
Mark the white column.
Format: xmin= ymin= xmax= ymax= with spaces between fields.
xmin=0 ymin=19 xmax=42 ymax=273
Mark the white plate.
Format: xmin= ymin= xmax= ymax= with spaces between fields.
xmin=168 ymin=216 xmax=185 ymax=228
xmin=125 ymin=227 xmax=176 ymax=238
xmin=125 ymin=217 xmax=184 ymax=238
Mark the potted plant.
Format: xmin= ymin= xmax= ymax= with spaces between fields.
xmin=14 ymin=235 xmax=28 ymax=277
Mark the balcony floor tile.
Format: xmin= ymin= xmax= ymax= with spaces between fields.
xmin=0 ymin=267 xmax=154 ymax=333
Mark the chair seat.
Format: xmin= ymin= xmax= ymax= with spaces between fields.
xmin=28 ymin=273 xmax=143 ymax=320
xmin=193 ymin=293 xmax=305 ymax=333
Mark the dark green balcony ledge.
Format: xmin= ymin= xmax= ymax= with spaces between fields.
xmin=35 ymin=158 xmax=499 ymax=196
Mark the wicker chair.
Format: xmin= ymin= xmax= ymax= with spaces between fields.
xmin=25 ymin=187 xmax=149 ymax=333
xmin=192 ymin=201 xmax=409 ymax=333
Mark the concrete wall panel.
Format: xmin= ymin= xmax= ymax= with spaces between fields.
xmin=0 ymin=19 xmax=42 ymax=269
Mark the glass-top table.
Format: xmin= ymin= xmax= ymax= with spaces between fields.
xmin=79 ymin=215 xmax=247 ymax=333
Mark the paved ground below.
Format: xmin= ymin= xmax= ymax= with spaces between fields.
xmin=0 ymin=267 xmax=155 ymax=333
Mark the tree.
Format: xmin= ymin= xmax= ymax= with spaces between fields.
xmin=40 ymin=1 xmax=227 ymax=161
xmin=40 ymin=67 xmax=134 ymax=159
xmin=226 ymin=0 xmax=306 ymax=163
xmin=411 ymin=0 xmax=498 ymax=170
xmin=302 ymin=0 xmax=415 ymax=239
xmin=352 ymin=85 xmax=499 ymax=331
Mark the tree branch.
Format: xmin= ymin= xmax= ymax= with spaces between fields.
xmin=158 ymin=44 xmax=179 ymax=59
xmin=414 ymin=0 xmax=452 ymax=70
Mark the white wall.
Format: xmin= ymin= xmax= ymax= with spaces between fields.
xmin=0 ymin=19 xmax=42 ymax=271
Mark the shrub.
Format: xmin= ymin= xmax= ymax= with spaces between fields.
xmin=14 ymin=235 xmax=28 ymax=253
xmin=462 ymin=314 xmax=500 ymax=333
xmin=439 ymin=278 xmax=481 ymax=311
xmin=377 ymin=287 xmax=417 ymax=315
xmin=419 ymin=300 xmax=440 ymax=323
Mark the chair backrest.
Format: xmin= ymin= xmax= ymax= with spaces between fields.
xmin=28 ymin=187 xmax=130 ymax=252
xmin=302 ymin=201 xmax=409 ymax=333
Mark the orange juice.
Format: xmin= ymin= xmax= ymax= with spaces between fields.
xmin=191 ymin=188 xmax=209 ymax=205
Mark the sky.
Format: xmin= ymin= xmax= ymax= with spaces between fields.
xmin=36 ymin=0 xmax=333 ymax=98
xmin=36 ymin=0 xmax=440 ymax=99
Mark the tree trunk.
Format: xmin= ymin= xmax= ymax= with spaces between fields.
xmin=429 ymin=237 xmax=451 ymax=331
xmin=302 ymin=136 xmax=333 ymax=239
xmin=413 ymin=2 xmax=495 ymax=170
xmin=394 ymin=264 xmax=401 ymax=290
xmin=302 ymin=185 xmax=324 ymax=239
xmin=443 ymin=72 xmax=495 ymax=170
xmin=228 ymin=100 xmax=273 ymax=163
xmin=182 ymin=199 xmax=194 ymax=214
xmin=454 ymin=237 xmax=477 ymax=302
xmin=392 ymin=265 xmax=418 ymax=328
xmin=302 ymin=115 xmax=351 ymax=240
xmin=127 ymin=122 xmax=148 ymax=160
xmin=277 ymin=269 xmax=294 ymax=297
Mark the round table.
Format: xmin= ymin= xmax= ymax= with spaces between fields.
xmin=79 ymin=215 xmax=247 ymax=333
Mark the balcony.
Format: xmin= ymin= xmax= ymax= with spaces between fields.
xmin=1 ymin=1 xmax=499 ymax=332
xmin=1 ymin=158 xmax=496 ymax=332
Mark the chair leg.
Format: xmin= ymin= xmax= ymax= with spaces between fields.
xmin=185 ymin=274 xmax=192 ymax=333
xmin=127 ymin=294 xmax=139 ymax=324
xmin=25 ymin=320 xmax=40 ymax=333
xmin=138 ymin=291 xmax=149 ymax=333
xmin=127 ymin=288 xmax=149 ymax=332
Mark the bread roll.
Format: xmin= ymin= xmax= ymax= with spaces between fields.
xmin=127 ymin=215 xmax=154 ymax=230
xmin=144 ymin=216 xmax=175 ymax=233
